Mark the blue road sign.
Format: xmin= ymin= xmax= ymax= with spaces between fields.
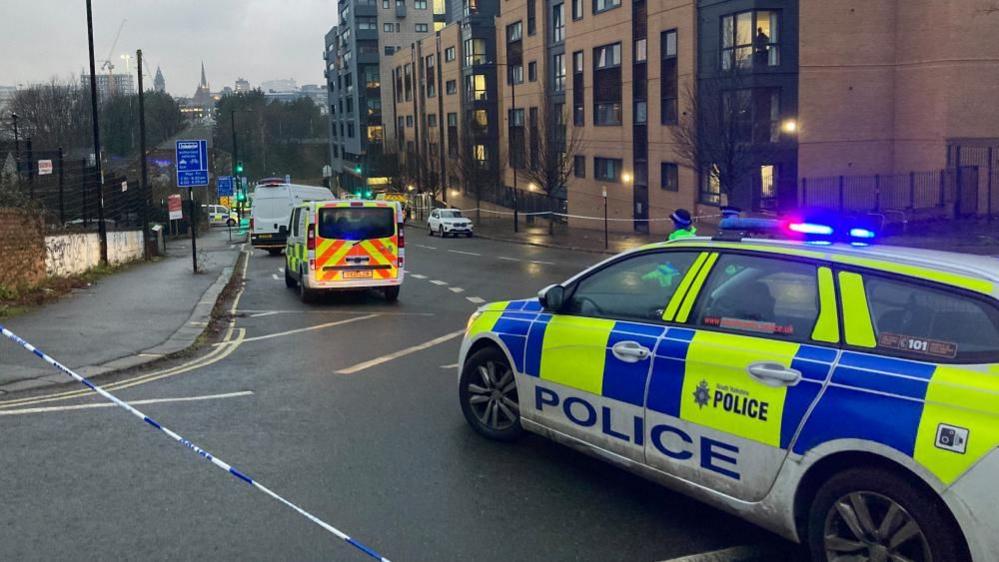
xmin=176 ymin=140 xmax=209 ymax=188
xmin=217 ymin=176 xmax=234 ymax=196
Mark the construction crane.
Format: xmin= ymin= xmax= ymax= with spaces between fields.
xmin=100 ymin=18 xmax=127 ymax=96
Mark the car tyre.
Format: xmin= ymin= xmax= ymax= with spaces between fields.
xmin=284 ymin=265 xmax=297 ymax=289
xmin=439 ymin=225 xmax=446 ymax=238
xmin=459 ymin=346 xmax=523 ymax=442
xmin=227 ymin=218 xmax=236 ymax=227
xmin=383 ymin=285 xmax=400 ymax=302
xmin=266 ymin=248 xmax=283 ymax=256
xmin=427 ymin=224 xmax=434 ymax=236
xmin=807 ymin=467 xmax=968 ymax=562
xmin=298 ymin=268 xmax=315 ymax=304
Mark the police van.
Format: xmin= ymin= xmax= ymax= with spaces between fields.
xmin=250 ymin=179 xmax=333 ymax=255
xmin=457 ymin=221 xmax=999 ymax=561
xmin=284 ymin=200 xmax=404 ymax=302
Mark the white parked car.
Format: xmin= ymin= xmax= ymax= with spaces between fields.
xmin=428 ymin=208 xmax=474 ymax=237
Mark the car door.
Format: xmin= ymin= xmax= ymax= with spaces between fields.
xmin=643 ymin=251 xmax=839 ymax=501
xmin=524 ymin=250 xmax=704 ymax=462
xmin=429 ymin=209 xmax=439 ymax=230
xmin=286 ymin=207 xmax=302 ymax=275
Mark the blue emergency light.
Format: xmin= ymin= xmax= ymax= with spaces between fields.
xmin=717 ymin=215 xmax=878 ymax=245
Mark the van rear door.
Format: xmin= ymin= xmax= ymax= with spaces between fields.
xmin=314 ymin=205 xmax=399 ymax=282
xmin=251 ymin=187 xmax=292 ymax=245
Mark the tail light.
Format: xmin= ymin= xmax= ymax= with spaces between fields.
xmin=307 ymin=224 xmax=316 ymax=250
xmin=249 ymin=217 xmax=254 ymax=231
xmin=398 ymin=224 xmax=405 ymax=268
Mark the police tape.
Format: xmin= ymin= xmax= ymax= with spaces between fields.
xmin=457 ymin=207 xmax=724 ymax=223
xmin=0 ymin=325 xmax=391 ymax=562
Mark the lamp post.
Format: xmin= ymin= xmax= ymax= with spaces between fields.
xmin=10 ymin=112 xmax=19 ymax=175
xmin=602 ymin=186 xmax=608 ymax=249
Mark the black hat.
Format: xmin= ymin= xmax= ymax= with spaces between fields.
xmin=670 ymin=208 xmax=693 ymax=227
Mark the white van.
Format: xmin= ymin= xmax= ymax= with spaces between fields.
xmin=250 ymin=178 xmax=334 ymax=255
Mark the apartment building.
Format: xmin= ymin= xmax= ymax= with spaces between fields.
xmin=324 ymin=0 xmax=442 ymax=193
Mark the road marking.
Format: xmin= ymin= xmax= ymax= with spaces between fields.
xmin=498 ymin=256 xmax=520 ymax=262
xmin=237 ymin=309 xmax=433 ymax=317
xmin=336 ymin=330 xmax=465 ymax=375
xmin=530 ymin=259 xmax=556 ymax=265
xmin=249 ymin=311 xmax=283 ymax=318
xmin=414 ymin=244 xmax=437 ymax=250
xmin=656 ymin=545 xmax=762 ymax=562
xmin=466 ymin=296 xmax=486 ymax=304
xmin=0 ymin=391 xmax=254 ymax=417
xmin=440 ymin=363 xmax=459 ymax=369
xmin=278 ymin=267 xmax=285 ymax=273
xmin=271 ymin=274 xmax=279 ymax=280
xmin=430 ymin=280 xmax=448 ymax=286
xmin=448 ymin=249 xmax=481 ymax=257
xmin=241 ymin=314 xmax=379 ymax=343
xmin=449 ymin=287 xmax=465 ymax=293
xmin=410 ymin=274 xmax=428 ymax=279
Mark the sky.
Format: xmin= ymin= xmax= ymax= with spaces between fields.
xmin=0 ymin=0 xmax=338 ymax=96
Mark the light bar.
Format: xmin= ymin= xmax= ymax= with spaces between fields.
xmin=788 ymin=222 xmax=834 ymax=236
xmin=849 ymin=227 xmax=877 ymax=239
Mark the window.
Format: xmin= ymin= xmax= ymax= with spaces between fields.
xmin=426 ymin=55 xmax=436 ymax=96
xmin=573 ymin=51 xmax=584 ymax=125
xmin=404 ymin=63 xmax=412 ymax=100
xmin=406 ymin=115 xmax=414 ymax=127
xmin=508 ymin=64 xmax=524 ymax=84
xmin=865 ymin=276 xmax=999 ymax=363
xmin=552 ymin=3 xmax=565 ymax=43
xmin=446 ymin=79 xmax=457 ymax=95
xmin=416 ymin=23 xmax=429 ymax=32
xmin=528 ymin=61 xmax=537 ymax=82
xmin=428 ymin=113 xmax=438 ymax=127
xmin=357 ymin=17 xmax=377 ymax=31
xmin=594 ymin=157 xmax=622 ymax=181
xmin=345 ymin=97 xmax=353 ymax=113
xmin=553 ymin=53 xmax=566 ymax=92
xmin=593 ymin=0 xmax=620 ymax=14
xmin=396 ymin=22 xmax=401 ymax=32
xmin=593 ymin=43 xmax=622 ymax=125
xmin=472 ymin=109 xmax=488 ymax=132
xmin=661 ymin=30 xmax=678 ymax=124
xmin=464 ymin=0 xmax=478 ymax=15
xmin=464 ymin=38 xmax=487 ymax=66
xmin=385 ymin=46 xmax=397 ymax=56
xmin=415 ymin=0 xmax=427 ymax=7
xmin=509 ymin=108 xmax=525 ymax=168
xmin=572 ymin=0 xmax=583 ymax=20
xmin=566 ymin=252 xmax=701 ymax=322
xmin=507 ymin=21 xmax=523 ymax=43
xmin=693 ymin=254 xmax=820 ymax=342
xmin=634 ymin=38 xmax=646 ymax=62
xmin=635 ymin=101 xmax=647 ymax=123
xmin=574 ymin=155 xmax=586 ymax=178
xmin=466 ymin=74 xmax=487 ymax=100
xmin=445 ymin=47 xmax=456 ymax=62
xmin=722 ymin=88 xmax=781 ymax=144
xmin=347 ymin=123 xmax=355 ymax=137
xmin=383 ymin=0 xmax=389 ymax=7
xmin=447 ymin=112 xmax=458 ymax=156
xmin=527 ymin=0 xmax=537 ymax=36
xmin=594 ymin=43 xmax=620 ymax=68
xmin=473 ymin=144 xmax=488 ymax=162
xmin=721 ymin=10 xmax=780 ymax=71
xmin=383 ymin=23 xmax=394 ymax=32
xmin=660 ymin=163 xmax=678 ymax=191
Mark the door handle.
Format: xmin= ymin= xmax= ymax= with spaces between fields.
xmin=747 ymin=362 xmax=801 ymax=387
xmin=612 ymin=341 xmax=652 ymax=363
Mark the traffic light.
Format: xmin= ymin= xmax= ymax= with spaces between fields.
xmin=236 ymin=161 xmax=244 ymax=174
xmin=354 ymin=164 xmax=362 ymax=174
xmin=236 ymin=188 xmax=246 ymax=202
xmin=365 ymin=190 xmax=373 ymax=199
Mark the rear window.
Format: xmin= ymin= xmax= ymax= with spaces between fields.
xmin=318 ymin=207 xmax=395 ymax=240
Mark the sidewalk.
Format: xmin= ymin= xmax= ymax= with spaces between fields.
xmin=414 ymin=215 xmax=999 ymax=256
xmin=0 ymin=227 xmax=245 ymax=394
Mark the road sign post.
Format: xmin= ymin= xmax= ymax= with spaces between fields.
xmin=176 ymin=140 xmax=209 ymax=273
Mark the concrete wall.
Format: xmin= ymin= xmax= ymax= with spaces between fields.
xmin=44 ymin=231 xmax=144 ymax=277
xmin=0 ymin=209 xmax=46 ymax=290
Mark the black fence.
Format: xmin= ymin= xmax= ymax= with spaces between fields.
xmin=800 ymin=166 xmax=992 ymax=221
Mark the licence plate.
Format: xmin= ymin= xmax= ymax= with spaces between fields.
xmin=343 ymin=270 xmax=372 ymax=279
xmin=258 ymin=234 xmax=272 ymax=239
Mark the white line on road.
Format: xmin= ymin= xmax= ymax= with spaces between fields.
xmin=449 ymin=287 xmax=465 ymax=293
xmin=498 ymin=256 xmax=521 ymax=262
xmin=656 ymin=545 xmax=762 ymax=562
xmin=448 ymin=250 xmax=481 ymax=257
xmin=414 ymin=244 xmax=437 ymax=250
xmin=271 ymin=274 xmax=279 ymax=280
xmin=440 ymin=363 xmax=459 ymax=369
xmin=248 ymin=311 xmax=283 ymax=318
xmin=410 ymin=274 xmax=428 ymax=279
xmin=466 ymin=296 xmax=486 ymax=304
xmin=241 ymin=314 xmax=379 ymax=343
xmin=238 ymin=309 xmax=433 ymax=317
xmin=336 ymin=330 xmax=465 ymax=375
xmin=430 ymin=280 xmax=448 ymax=286
xmin=0 ymin=391 xmax=254 ymax=417
xmin=530 ymin=259 xmax=556 ymax=265
xmin=278 ymin=267 xmax=285 ymax=273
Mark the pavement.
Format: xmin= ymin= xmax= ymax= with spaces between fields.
xmin=0 ymin=235 xmax=802 ymax=561
xmin=0 ymin=227 xmax=244 ymax=395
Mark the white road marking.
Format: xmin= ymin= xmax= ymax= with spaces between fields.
xmin=448 ymin=249 xmax=481 ymax=257
xmin=278 ymin=267 xmax=285 ymax=273
xmin=430 ymin=280 xmax=448 ymax=286
xmin=238 ymin=309 xmax=433 ymax=317
xmin=0 ymin=391 xmax=254 ymax=417
xmin=449 ymin=287 xmax=465 ymax=293
xmin=336 ymin=330 xmax=466 ymax=375
xmin=466 ymin=296 xmax=486 ymax=304
xmin=241 ymin=314 xmax=379 ymax=343
xmin=249 ymin=311 xmax=283 ymax=318
xmin=414 ymin=244 xmax=437 ymax=250
xmin=271 ymin=274 xmax=279 ymax=280
xmin=530 ymin=259 xmax=556 ymax=265
xmin=498 ymin=256 xmax=520 ymax=262
xmin=410 ymin=274 xmax=428 ymax=279
xmin=440 ymin=363 xmax=459 ymax=369
xmin=656 ymin=545 xmax=762 ymax=562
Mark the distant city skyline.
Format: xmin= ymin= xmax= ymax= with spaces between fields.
xmin=1 ymin=0 xmax=337 ymax=98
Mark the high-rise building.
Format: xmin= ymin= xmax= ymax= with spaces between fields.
xmin=325 ymin=0 xmax=442 ymax=193
xmin=81 ymin=73 xmax=136 ymax=101
xmin=261 ymin=78 xmax=298 ymax=93
xmin=153 ymin=67 xmax=166 ymax=93
xmin=234 ymin=77 xmax=251 ymax=93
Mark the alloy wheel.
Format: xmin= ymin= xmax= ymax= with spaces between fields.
xmin=824 ymin=491 xmax=931 ymax=562
xmin=465 ymin=360 xmax=519 ymax=431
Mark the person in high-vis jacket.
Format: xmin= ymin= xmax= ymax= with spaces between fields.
xmin=668 ymin=209 xmax=696 ymax=241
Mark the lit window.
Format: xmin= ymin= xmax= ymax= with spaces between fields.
xmin=464 ymin=38 xmax=487 ymax=66
xmin=593 ymin=0 xmax=620 ymax=14
xmin=594 ymin=157 xmax=622 ymax=181
xmin=552 ymin=3 xmax=565 ymax=43
xmin=553 ymin=53 xmax=566 ymax=92
xmin=466 ymin=74 xmax=487 ymax=100
xmin=721 ymin=10 xmax=780 ymax=70
xmin=444 ymin=47 xmax=456 ymax=62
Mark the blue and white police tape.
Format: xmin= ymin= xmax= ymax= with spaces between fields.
xmin=0 ymin=324 xmax=390 ymax=562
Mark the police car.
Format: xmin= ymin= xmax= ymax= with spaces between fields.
xmin=457 ymin=220 xmax=999 ymax=561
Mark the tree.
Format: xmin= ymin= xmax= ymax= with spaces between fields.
xmin=518 ymin=98 xmax=583 ymax=234
xmin=8 ymin=79 xmax=90 ymax=150
xmin=671 ymin=79 xmax=787 ymax=210
xmin=449 ymin=110 xmax=505 ymax=222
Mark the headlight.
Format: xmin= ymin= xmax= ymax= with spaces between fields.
xmin=466 ymin=310 xmax=483 ymax=333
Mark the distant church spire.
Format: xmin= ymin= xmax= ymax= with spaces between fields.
xmin=199 ymin=61 xmax=208 ymax=89
xmin=153 ymin=66 xmax=166 ymax=93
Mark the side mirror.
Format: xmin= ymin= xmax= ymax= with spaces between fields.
xmin=538 ymin=284 xmax=565 ymax=312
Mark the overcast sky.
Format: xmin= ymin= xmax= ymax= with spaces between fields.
xmin=1 ymin=0 xmax=338 ymax=96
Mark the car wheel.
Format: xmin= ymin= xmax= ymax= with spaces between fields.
xmin=808 ymin=467 xmax=968 ymax=562
xmin=427 ymin=224 xmax=434 ymax=236
xmin=227 ymin=218 xmax=236 ymax=227
xmin=298 ymin=268 xmax=314 ymax=304
xmin=267 ymin=248 xmax=283 ymax=256
xmin=439 ymin=225 xmax=446 ymax=238
xmin=284 ymin=265 xmax=297 ymax=289
xmin=383 ymin=285 xmax=400 ymax=302
xmin=459 ymin=346 xmax=523 ymax=441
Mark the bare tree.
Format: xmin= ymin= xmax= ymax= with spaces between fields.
xmin=518 ymin=98 xmax=584 ymax=234
xmin=449 ymin=110 xmax=505 ymax=222
xmin=671 ymin=79 xmax=787 ymax=209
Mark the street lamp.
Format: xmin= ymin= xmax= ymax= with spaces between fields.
xmin=781 ymin=118 xmax=798 ymax=134
xmin=602 ymin=186 xmax=608 ymax=250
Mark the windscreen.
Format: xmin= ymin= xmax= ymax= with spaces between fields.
xmin=440 ymin=210 xmax=463 ymax=219
xmin=318 ymin=207 xmax=395 ymax=240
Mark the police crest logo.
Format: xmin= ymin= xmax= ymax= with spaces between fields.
xmin=693 ymin=380 xmax=711 ymax=408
